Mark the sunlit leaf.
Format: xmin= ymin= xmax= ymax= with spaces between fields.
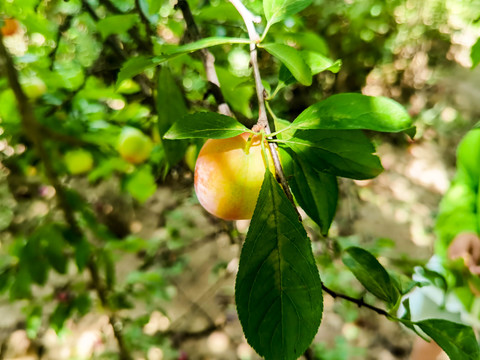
xmin=292 ymin=93 xmax=412 ymax=133
xmin=164 ymin=112 xmax=250 ymax=139
xmin=116 ymin=37 xmax=250 ymax=85
xmin=262 ymin=43 xmax=312 ymax=86
xmin=263 ymin=0 xmax=312 ymax=28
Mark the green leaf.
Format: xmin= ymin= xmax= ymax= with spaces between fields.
xmin=279 ymin=147 xmax=338 ymax=235
xmin=342 ymin=247 xmax=399 ymax=305
xmin=22 ymin=237 xmax=49 ymax=285
xmin=262 ymin=43 xmax=312 ymax=86
xmin=125 ymin=166 xmax=157 ymax=203
xmin=277 ymin=129 xmax=383 ymax=179
xmin=116 ymin=56 xmax=157 ymax=86
xmin=50 ymin=303 xmax=73 ymax=332
xmin=157 ymin=67 xmax=189 ymax=167
xmin=236 ymin=170 xmax=323 ymax=360
xmin=417 ymin=319 xmax=480 ymax=360
xmin=74 ymin=238 xmax=91 ymax=272
xmin=159 ymin=36 xmax=250 ymax=56
xmin=303 ymin=51 xmax=342 ymax=74
xmin=10 ymin=267 xmax=31 ymax=299
xmin=264 ymin=0 xmax=312 ymax=28
xmin=164 ymin=112 xmax=250 ymax=139
xmin=471 ymin=37 xmax=480 ymax=68
xmin=97 ymin=14 xmax=139 ymax=40
xmin=292 ymin=93 xmax=412 ymax=133
xmin=275 ymin=51 xmax=341 ymax=94
xmin=216 ymin=66 xmax=254 ymax=118
xmin=116 ymin=37 xmax=250 ymax=86
xmin=43 ymin=228 xmax=68 ymax=274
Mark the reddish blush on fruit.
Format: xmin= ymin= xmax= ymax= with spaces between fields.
xmin=194 ymin=133 xmax=274 ymax=220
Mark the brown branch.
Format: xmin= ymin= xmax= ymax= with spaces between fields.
xmin=0 ymin=33 xmax=132 ymax=360
xmin=176 ymin=0 xmax=232 ymax=117
xmin=228 ymin=0 xmax=298 ymax=217
xmin=321 ymin=283 xmax=391 ymax=317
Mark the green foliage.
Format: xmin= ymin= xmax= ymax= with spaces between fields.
xmin=236 ymin=170 xmax=323 ymax=360
xmin=157 ymin=66 xmax=188 ymax=167
xmin=164 ymin=112 xmax=251 ymax=139
xmin=0 ymin=0 xmax=479 ymax=358
xmin=277 ymin=129 xmax=384 ymax=179
xmin=263 ymin=0 xmax=312 ymax=30
xmin=292 ymin=93 xmax=413 ymax=133
xmin=261 ymin=43 xmax=312 ymax=85
xmin=416 ymin=319 xmax=480 ymax=360
xmin=279 ymin=147 xmax=338 ymax=235
xmin=342 ymin=247 xmax=399 ymax=306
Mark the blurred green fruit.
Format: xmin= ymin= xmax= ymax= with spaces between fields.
xmin=118 ymin=127 xmax=153 ymax=164
xmin=64 ymin=149 xmax=94 ymax=175
xmin=184 ymin=144 xmax=199 ymax=172
xmin=22 ymin=77 xmax=47 ymax=99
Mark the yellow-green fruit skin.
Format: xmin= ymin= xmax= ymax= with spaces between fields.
xmin=194 ymin=133 xmax=274 ymax=220
xmin=118 ymin=127 xmax=153 ymax=164
xmin=64 ymin=149 xmax=94 ymax=175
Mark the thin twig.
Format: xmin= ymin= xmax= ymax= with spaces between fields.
xmin=321 ymin=283 xmax=391 ymax=317
xmin=0 ymin=33 xmax=132 ymax=360
xmin=176 ymin=0 xmax=232 ymax=116
xmin=228 ymin=0 xmax=298 ymax=217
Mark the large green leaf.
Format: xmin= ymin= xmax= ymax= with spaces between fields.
xmin=279 ymin=147 xmax=338 ymax=235
xmin=262 ymin=43 xmax=312 ymax=86
xmin=157 ymin=67 xmax=188 ymax=167
xmin=292 ymin=93 xmax=413 ymax=133
xmin=471 ymin=37 xmax=480 ymax=69
xmin=164 ymin=112 xmax=250 ymax=139
xmin=263 ymin=0 xmax=312 ymax=28
xmin=236 ymin=170 xmax=323 ymax=360
xmin=277 ymin=129 xmax=383 ymax=179
xmin=342 ymin=247 xmax=399 ymax=305
xmin=417 ymin=319 xmax=480 ymax=360
xmin=116 ymin=37 xmax=250 ymax=85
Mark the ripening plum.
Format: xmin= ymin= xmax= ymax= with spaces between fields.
xmin=194 ymin=133 xmax=274 ymax=220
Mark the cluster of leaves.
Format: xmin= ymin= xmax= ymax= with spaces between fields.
xmin=1 ymin=0 xmax=480 ymax=359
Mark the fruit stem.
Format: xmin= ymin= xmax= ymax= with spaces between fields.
xmin=260 ymin=132 xmax=270 ymax=168
xmin=244 ymin=134 xmax=254 ymax=155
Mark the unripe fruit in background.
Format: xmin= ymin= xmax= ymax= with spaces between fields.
xmin=64 ymin=149 xmax=94 ymax=175
xmin=1 ymin=18 xmax=19 ymax=37
xmin=194 ymin=133 xmax=274 ymax=220
xmin=118 ymin=127 xmax=153 ymax=164
xmin=22 ymin=77 xmax=47 ymax=99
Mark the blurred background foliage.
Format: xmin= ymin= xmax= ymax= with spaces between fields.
xmin=0 ymin=0 xmax=480 ymax=359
